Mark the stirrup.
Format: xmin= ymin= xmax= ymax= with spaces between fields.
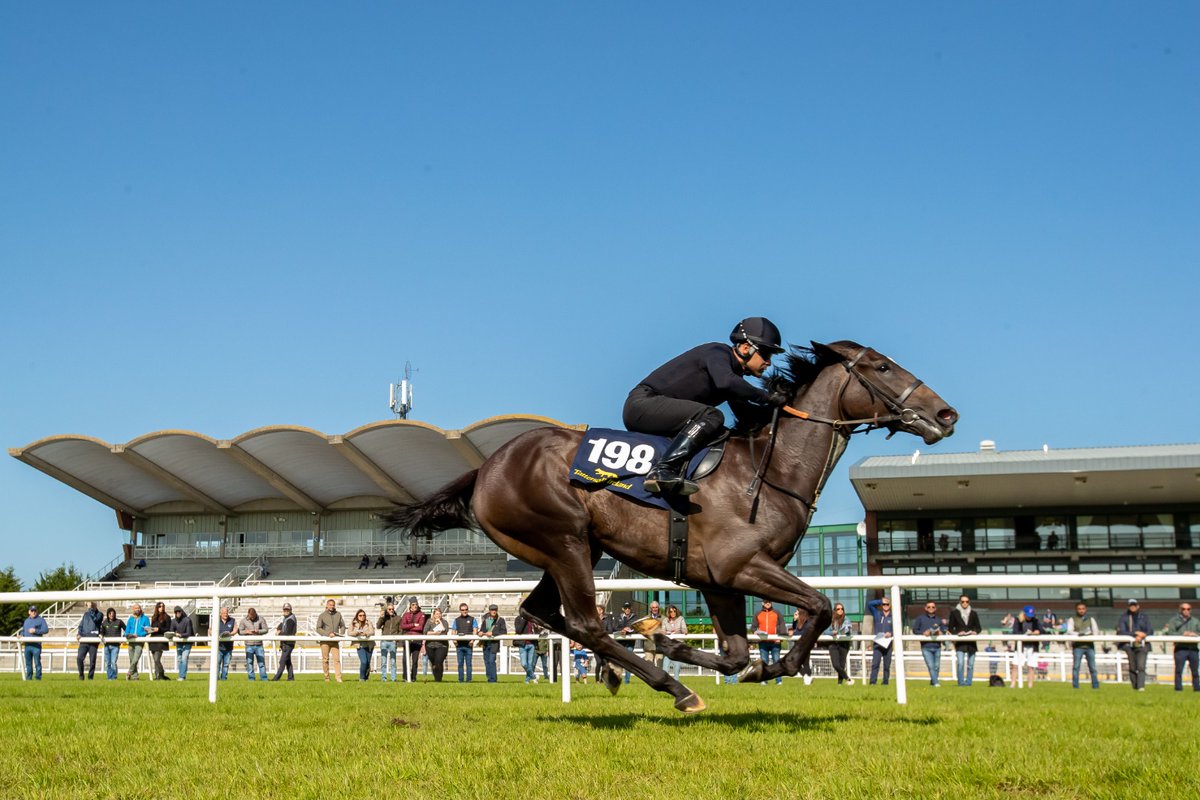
xmin=644 ymin=472 xmax=699 ymax=496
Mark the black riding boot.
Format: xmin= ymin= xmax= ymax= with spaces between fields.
xmin=643 ymin=418 xmax=716 ymax=496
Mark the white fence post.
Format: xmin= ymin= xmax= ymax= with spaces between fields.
xmin=890 ymin=584 xmax=907 ymax=705
xmin=560 ymin=635 xmax=570 ymax=703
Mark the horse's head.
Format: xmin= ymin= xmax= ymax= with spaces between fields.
xmin=811 ymin=341 xmax=958 ymax=444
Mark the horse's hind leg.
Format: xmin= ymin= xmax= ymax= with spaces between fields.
xmin=654 ymin=591 xmax=752 ymax=676
xmin=519 ymin=572 xmax=566 ymax=633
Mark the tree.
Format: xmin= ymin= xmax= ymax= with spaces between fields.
xmin=33 ymin=562 xmax=85 ymax=593
xmin=0 ymin=566 xmax=23 ymax=634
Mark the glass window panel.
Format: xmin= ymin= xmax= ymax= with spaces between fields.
xmin=878 ymin=520 xmax=918 ymax=554
xmin=1108 ymin=515 xmax=1140 ymax=548
xmin=933 ymin=519 xmax=964 ymax=553
xmin=829 ymin=535 xmax=860 ymax=565
xmin=1076 ymin=515 xmax=1108 ymax=549
xmin=974 ymin=517 xmax=1014 ymax=551
xmin=1035 ymin=516 xmax=1068 ymax=551
xmin=1141 ymin=513 xmax=1174 ymax=548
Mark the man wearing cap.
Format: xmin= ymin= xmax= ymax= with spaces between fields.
xmin=1011 ymin=606 xmax=1044 ymax=687
xmin=1164 ymin=601 xmax=1199 ymax=692
xmin=478 ymin=604 xmax=507 ymax=683
xmin=623 ymin=317 xmax=790 ymax=495
xmin=19 ymin=606 xmax=49 ymax=680
xmin=75 ymin=601 xmax=104 ymax=680
xmin=1118 ymin=599 xmax=1153 ymax=691
xmin=169 ymin=606 xmax=196 ymax=680
xmin=271 ymin=603 xmax=298 ymax=681
xmin=453 ymin=603 xmax=477 ymax=682
xmin=754 ymin=600 xmax=785 ymax=686
xmin=399 ymin=598 xmax=427 ymax=682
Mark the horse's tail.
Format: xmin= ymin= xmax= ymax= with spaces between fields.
xmin=381 ymin=469 xmax=478 ymax=538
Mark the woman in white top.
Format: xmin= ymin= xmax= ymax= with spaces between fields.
xmin=422 ymin=608 xmax=450 ymax=682
xmin=659 ymin=605 xmax=688 ymax=680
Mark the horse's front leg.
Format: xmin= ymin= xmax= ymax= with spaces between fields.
xmin=651 ymin=591 xmax=752 ymax=675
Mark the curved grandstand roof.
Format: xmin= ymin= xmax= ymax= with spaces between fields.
xmin=9 ymin=415 xmax=584 ymax=517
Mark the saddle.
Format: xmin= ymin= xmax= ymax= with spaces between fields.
xmin=569 ymin=428 xmax=729 ymax=583
xmin=568 ymin=427 xmax=728 ymax=510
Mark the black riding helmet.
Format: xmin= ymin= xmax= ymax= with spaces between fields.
xmin=730 ymin=317 xmax=785 ymax=355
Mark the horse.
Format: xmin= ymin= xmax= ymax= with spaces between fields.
xmin=385 ymin=341 xmax=957 ymax=712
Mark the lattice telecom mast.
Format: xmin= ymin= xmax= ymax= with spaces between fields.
xmin=388 ymin=361 xmax=416 ymax=419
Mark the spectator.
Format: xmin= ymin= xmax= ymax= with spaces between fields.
xmin=1041 ymin=609 xmax=1061 ymax=650
xmin=513 ymin=612 xmax=539 ymax=684
xmin=642 ymin=600 xmax=664 ymax=669
xmin=19 ymin=605 xmax=49 ymax=681
xmin=866 ymin=597 xmax=894 ymax=685
xmin=350 ymin=609 xmax=374 ymax=681
xmin=271 ymin=603 xmax=298 ymax=681
xmin=134 ymin=558 xmax=146 ymax=569
xmin=1165 ymin=601 xmax=1199 ymax=692
xmin=316 ymin=598 xmax=346 ymax=683
xmin=215 ymin=607 xmax=236 ymax=681
xmin=125 ymin=603 xmax=151 ymax=680
xmin=912 ymin=601 xmax=944 ymax=687
xmin=792 ymin=611 xmax=814 ymax=686
xmin=1117 ymin=598 xmax=1152 ymax=691
xmin=1011 ymin=605 xmax=1044 ymax=687
xmin=947 ymin=594 xmax=982 ymax=687
xmin=423 ymin=607 xmax=450 ymax=682
xmin=239 ymin=607 xmax=268 ymax=681
xmin=572 ymin=641 xmax=589 ymax=683
xmin=75 ymin=601 xmax=104 ymax=680
xmin=399 ymin=598 xmax=427 ymax=681
xmin=453 ymin=603 xmax=477 ymax=682
xmin=1047 ymin=531 xmax=1060 ymax=550
xmin=615 ymin=602 xmax=638 ymax=685
xmin=147 ymin=602 xmax=171 ymax=681
xmin=479 ymin=604 xmax=507 ymax=683
xmin=170 ymin=606 xmax=195 ymax=680
xmin=418 ymin=554 xmax=428 ymax=567
xmin=99 ymin=608 xmax=125 ymax=680
xmin=358 ymin=554 xmax=370 ymax=570
xmin=661 ymin=605 xmax=688 ymax=681
xmin=1065 ymin=601 xmax=1101 ymax=689
xmin=374 ymin=554 xmax=388 ymax=569
xmin=377 ymin=602 xmax=401 ymax=682
xmin=824 ymin=602 xmax=854 ymax=685
xmin=938 ymin=533 xmax=949 ymax=552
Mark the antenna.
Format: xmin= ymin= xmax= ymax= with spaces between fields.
xmin=388 ymin=361 xmax=417 ymax=419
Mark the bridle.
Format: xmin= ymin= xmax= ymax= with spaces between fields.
xmin=781 ymin=347 xmax=924 ymax=434
xmin=745 ymin=347 xmax=929 ymax=523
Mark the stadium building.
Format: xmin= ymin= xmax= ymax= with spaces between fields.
xmin=850 ymin=441 xmax=1200 ymax=630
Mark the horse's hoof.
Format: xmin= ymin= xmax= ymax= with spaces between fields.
xmin=674 ymin=691 xmax=706 ymax=714
xmin=631 ymin=617 xmax=662 ymax=636
xmin=602 ymin=665 xmax=623 ymax=696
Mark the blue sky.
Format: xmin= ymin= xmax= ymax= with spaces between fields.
xmin=2 ymin=4 xmax=1197 ymax=584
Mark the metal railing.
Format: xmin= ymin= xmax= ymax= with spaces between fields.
xmin=4 ymin=573 xmax=1200 ymax=706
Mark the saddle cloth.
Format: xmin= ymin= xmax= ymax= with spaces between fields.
xmin=568 ymin=428 xmax=725 ymax=510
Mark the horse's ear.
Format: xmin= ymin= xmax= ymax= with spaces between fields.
xmin=810 ymin=341 xmax=839 ymax=361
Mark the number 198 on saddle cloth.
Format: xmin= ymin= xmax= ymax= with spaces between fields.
xmin=568 ymin=428 xmax=711 ymax=509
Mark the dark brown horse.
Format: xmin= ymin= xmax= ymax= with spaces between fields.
xmin=385 ymin=341 xmax=956 ymax=712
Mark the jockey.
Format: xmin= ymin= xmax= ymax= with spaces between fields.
xmin=623 ymin=317 xmax=788 ymax=496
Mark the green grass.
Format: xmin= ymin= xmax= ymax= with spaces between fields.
xmin=0 ymin=674 xmax=1195 ymax=799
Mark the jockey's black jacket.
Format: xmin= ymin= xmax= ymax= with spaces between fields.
xmin=634 ymin=342 xmax=771 ymax=407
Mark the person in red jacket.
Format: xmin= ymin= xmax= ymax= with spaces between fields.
xmin=754 ymin=600 xmax=784 ymax=685
xmin=399 ymin=598 xmax=427 ymax=682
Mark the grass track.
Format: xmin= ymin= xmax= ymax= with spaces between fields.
xmin=1 ymin=674 xmax=1195 ymax=799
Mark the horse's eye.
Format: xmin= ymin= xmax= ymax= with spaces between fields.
xmin=877 ymin=363 xmax=890 ymax=373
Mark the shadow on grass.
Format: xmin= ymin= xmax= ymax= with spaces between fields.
xmin=539 ymin=710 xmax=943 ymax=732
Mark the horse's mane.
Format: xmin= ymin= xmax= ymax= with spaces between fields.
xmin=763 ymin=340 xmax=861 ymax=396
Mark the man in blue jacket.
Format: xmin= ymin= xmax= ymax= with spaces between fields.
xmin=1117 ymin=598 xmax=1153 ymax=691
xmin=20 ymin=606 xmax=49 ymax=680
xmin=912 ymin=601 xmax=945 ymax=687
xmin=866 ymin=597 xmax=894 ymax=685
xmin=75 ymin=601 xmax=104 ymax=680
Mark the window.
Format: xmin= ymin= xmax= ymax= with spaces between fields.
xmin=1076 ymin=515 xmax=1109 ymax=550
xmin=975 ymin=563 xmax=1068 ymax=601
xmin=877 ymin=520 xmax=917 ymax=554
xmin=975 ymin=518 xmax=1014 ymax=551
xmin=933 ymin=519 xmax=965 ymax=552
xmin=1035 ymin=517 xmax=1068 ymax=551
xmin=827 ymin=534 xmax=860 ymax=566
xmin=1078 ymin=561 xmax=1180 ymax=602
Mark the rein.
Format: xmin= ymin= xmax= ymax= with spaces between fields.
xmin=744 ymin=348 xmax=925 ymax=522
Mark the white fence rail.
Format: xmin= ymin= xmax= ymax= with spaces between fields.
xmin=4 ymin=574 xmax=1199 ymax=706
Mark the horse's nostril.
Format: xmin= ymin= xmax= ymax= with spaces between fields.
xmin=937 ymin=408 xmax=958 ymax=424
